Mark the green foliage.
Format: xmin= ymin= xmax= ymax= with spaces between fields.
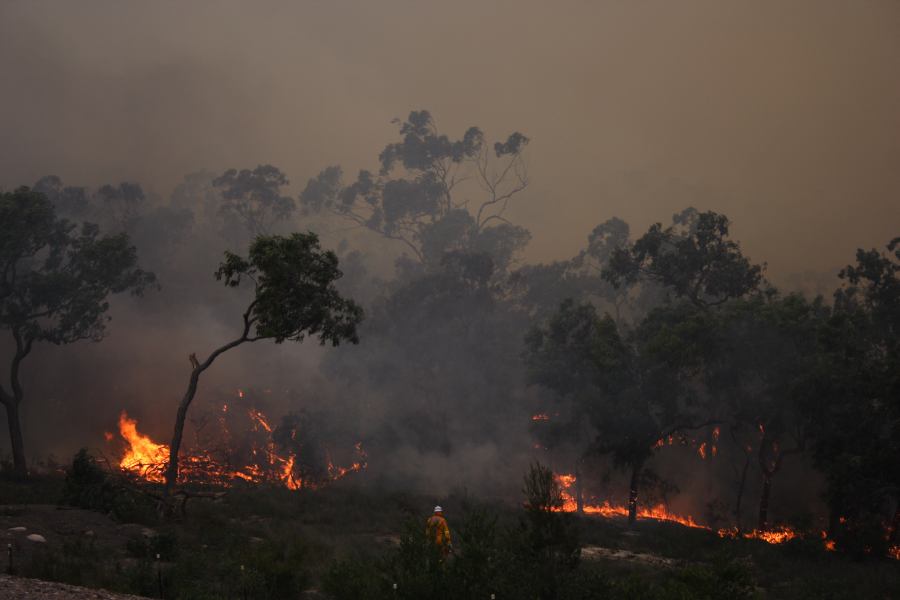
xmin=807 ymin=238 xmax=900 ymax=555
xmin=603 ymin=208 xmax=763 ymax=308
xmin=0 ymin=186 xmax=157 ymax=345
xmin=215 ymin=232 xmax=363 ymax=345
xmin=0 ymin=186 xmax=155 ymax=477
xmin=324 ymin=466 xmax=581 ymax=600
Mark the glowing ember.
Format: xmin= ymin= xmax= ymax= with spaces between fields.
xmin=248 ymin=408 xmax=273 ymax=433
xmin=531 ymin=413 xmax=550 ymax=421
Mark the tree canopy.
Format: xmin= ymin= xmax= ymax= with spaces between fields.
xmin=299 ymin=110 xmax=531 ymax=270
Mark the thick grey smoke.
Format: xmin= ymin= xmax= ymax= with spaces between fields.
xmin=1 ymin=1 xmax=898 ymax=515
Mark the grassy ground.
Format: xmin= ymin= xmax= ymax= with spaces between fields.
xmin=1 ymin=472 xmax=898 ymax=599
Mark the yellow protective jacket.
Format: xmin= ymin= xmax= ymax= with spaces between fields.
xmin=426 ymin=514 xmax=451 ymax=549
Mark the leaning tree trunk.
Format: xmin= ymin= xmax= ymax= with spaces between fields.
xmin=163 ymin=330 xmax=251 ymax=496
xmin=163 ymin=366 xmax=203 ymax=496
xmin=628 ymin=460 xmax=644 ymax=525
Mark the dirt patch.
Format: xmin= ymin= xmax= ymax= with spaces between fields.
xmin=0 ymin=574 xmax=151 ymax=599
xmin=1 ymin=504 xmax=150 ymax=578
xmin=581 ymin=545 xmax=677 ymax=568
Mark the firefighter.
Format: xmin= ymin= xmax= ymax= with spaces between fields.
xmin=426 ymin=505 xmax=452 ymax=558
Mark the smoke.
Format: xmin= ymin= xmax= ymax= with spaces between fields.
xmin=1 ymin=1 xmax=898 ymax=513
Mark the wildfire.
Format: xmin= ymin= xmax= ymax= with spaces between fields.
xmin=717 ymin=526 xmax=798 ymax=544
xmin=117 ymin=411 xmax=169 ymax=483
xmin=531 ymin=413 xmax=550 ymax=421
xmin=551 ymin=472 xmax=833 ymax=548
xmin=110 ymin=407 xmax=366 ymax=490
xmin=554 ymin=473 xmax=706 ymax=529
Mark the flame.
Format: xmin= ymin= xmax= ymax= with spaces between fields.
xmin=531 ymin=413 xmax=550 ymax=421
xmin=698 ymin=442 xmax=707 ymax=460
xmin=117 ymin=411 xmax=169 ymax=483
xmin=110 ymin=408 xmax=365 ymax=490
xmin=551 ymin=472 xmax=845 ymax=549
xmin=554 ymin=473 xmax=705 ymax=529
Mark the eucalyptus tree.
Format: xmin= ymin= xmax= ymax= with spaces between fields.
xmin=0 ymin=187 xmax=156 ymax=478
xmin=212 ymin=164 xmax=295 ymax=237
xmin=603 ymin=209 xmax=763 ymax=309
xmin=163 ymin=232 xmax=363 ymax=494
xmin=299 ymin=110 xmax=531 ymax=270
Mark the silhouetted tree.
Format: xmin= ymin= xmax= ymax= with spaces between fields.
xmin=299 ymin=110 xmax=530 ymax=270
xmin=0 ymin=187 xmax=155 ymax=478
xmin=808 ymin=237 xmax=900 ymax=555
xmin=212 ymin=165 xmax=295 ymax=236
xmin=714 ymin=293 xmax=823 ymax=530
xmin=164 ymin=232 xmax=363 ymax=495
xmin=603 ymin=209 xmax=763 ymax=309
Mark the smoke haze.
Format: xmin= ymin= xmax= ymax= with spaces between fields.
xmin=2 ymin=1 xmax=898 ymax=275
xmin=1 ymin=1 xmax=899 ymax=517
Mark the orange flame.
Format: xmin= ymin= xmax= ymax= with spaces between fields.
xmin=551 ymin=472 xmax=842 ymax=549
xmin=110 ymin=408 xmax=365 ymax=490
xmin=117 ymin=411 xmax=169 ymax=483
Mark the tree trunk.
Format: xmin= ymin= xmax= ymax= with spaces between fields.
xmin=757 ymin=473 xmax=772 ymax=531
xmin=628 ymin=460 xmax=643 ymax=525
xmin=575 ymin=461 xmax=584 ymax=515
xmin=733 ymin=451 xmax=751 ymax=533
xmin=164 ymin=331 xmax=251 ymax=496
xmin=2 ymin=399 xmax=27 ymax=479
xmin=163 ymin=369 xmax=202 ymax=496
xmin=3 ymin=333 xmax=33 ymax=480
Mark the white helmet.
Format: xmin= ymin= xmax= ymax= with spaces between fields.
xmin=433 ymin=505 xmax=443 ymax=513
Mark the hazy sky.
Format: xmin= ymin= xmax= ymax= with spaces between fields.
xmin=2 ymin=1 xmax=898 ymax=278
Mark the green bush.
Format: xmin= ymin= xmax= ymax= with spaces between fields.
xmin=61 ymin=448 xmax=157 ymax=523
